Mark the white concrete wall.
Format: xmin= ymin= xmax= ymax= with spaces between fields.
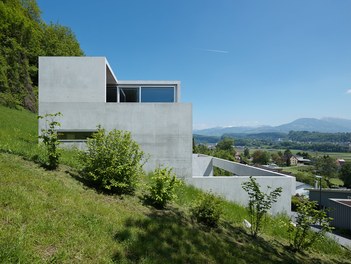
xmin=39 ymin=57 xmax=107 ymax=103
xmin=189 ymin=155 xmax=296 ymax=215
xmin=186 ymin=176 xmax=294 ymax=215
xmin=192 ymin=154 xmax=213 ymax=176
xmin=39 ymin=102 xmax=192 ymax=178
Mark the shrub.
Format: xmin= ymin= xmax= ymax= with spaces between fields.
xmin=80 ymin=127 xmax=145 ymax=195
xmin=144 ymin=166 xmax=182 ymax=209
xmin=38 ymin=112 xmax=62 ymax=170
xmin=242 ymin=176 xmax=282 ymax=238
xmin=288 ymin=197 xmax=333 ymax=252
xmin=291 ymin=194 xmax=304 ymax=211
xmin=191 ymin=191 xmax=223 ymax=228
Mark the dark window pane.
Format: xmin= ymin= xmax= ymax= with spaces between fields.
xmin=120 ymin=88 xmax=139 ymax=102
xmin=141 ymin=87 xmax=174 ymax=102
xmin=57 ymin=131 xmax=95 ymax=140
xmin=106 ymin=87 xmax=117 ymax=102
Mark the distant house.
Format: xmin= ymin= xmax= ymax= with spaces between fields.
xmin=337 ymin=159 xmax=345 ymax=167
xmin=290 ymin=155 xmax=299 ymax=166
xmin=290 ymin=155 xmax=311 ymax=166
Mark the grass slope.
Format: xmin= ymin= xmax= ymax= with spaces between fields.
xmin=1 ymin=153 xmax=350 ymax=263
xmin=1 ymin=106 xmax=351 ymax=263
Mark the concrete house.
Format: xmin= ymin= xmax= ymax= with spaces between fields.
xmin=39 ymin=56 xmax=295 ymax=215
xmin=38 ymin=57 xmax=192 ymax=178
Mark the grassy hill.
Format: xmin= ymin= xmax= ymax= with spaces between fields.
xmin=1 ymin=106 xmax=351 ymax=263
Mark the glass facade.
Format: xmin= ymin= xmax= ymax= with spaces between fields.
xmin=109 ymin=86 xmax=176 ymax=103
xmin=141 ymin=87 xmax=174 ymax=102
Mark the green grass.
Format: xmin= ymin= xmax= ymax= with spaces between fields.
xmin=1 ymin=106 xmax=351 ymax=263
xmin=1 ymin=153 xmax=350 ymax=263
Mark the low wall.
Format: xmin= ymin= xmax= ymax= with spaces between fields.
xmin=189 ymin=154 xmax=296 ymax=215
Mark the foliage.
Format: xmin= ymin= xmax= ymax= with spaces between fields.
xmin=37 ymin=112 xmax=62 ymax=169
xmin=80 ymin=127 xmax=145 ymax=195
xmin=252 ymin=150 xmax=270 ymax=165
xmin=244 ymin=147 xmax=250 ymax=158
xmin=216 ymin=137 xmax=235 ymax=152
xmin=190 ymin=191 xmax=223 ymax=228
xmin=242 ymin=176 xmax=282 ymax=238
xmin=288 ymin=197 xmax=334 ymax=252
xmin=315 ymin=155 xmax=338 ymax=187
xmin=291 ymin=194 xmax=304 ymax=211
xmin=144 ymin=166 xmax=182 ymax=209
xmin=284 ymin=149 xmax=293 ymax=166
xmin=339 ymin=162 xmax=351 ymax=188
xmin=271 ymin=151 xmax=284 ymax=166
xmin=0 ymin=0 xmax=84 ymax=112
xmin=2 ymin=153 xmax=351 ymax=263
xmin=195 ymin=131 xmax=351 ymax=153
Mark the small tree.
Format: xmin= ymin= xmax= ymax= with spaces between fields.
xmin=242 ymin=176 xmax=282 ymax=238
xmin=191 ymin=191 xmax=223 ymax=228
xmin=144 ymin=166 xmax=182 ymax=209
xmin=315 ymin=155 xmax=338 ymax=187
xmin=244 ymin=147 xmax=250 ymax=158
xmin=252 ymin=150 xmax=270 ymax=165
xmin=284 ymin=149 xmax=292 ymax=166
xmin=38 ymin=112 xmax=62 ymax=170
xmin=80 ymin=127 xmax=145 ymax=195
xmin=339 ymin=162 xmax=351 ymax=188
xmin=288 ymin=198 xmax=333 ymax=252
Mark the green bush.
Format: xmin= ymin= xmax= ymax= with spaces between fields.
xmin=144 ymin=166 xmax=182 ymax=209
xmin=191 ymin=191 xmax=223 ymax=228
xmin=80 ymin=127 xmax=145 ymax=195
xmin=288 ymin=197 xmax=333 ymax=252
xmin=242 ymin=176 xmax=282 ymax=238
xmin=38 ymin=112 xmax=62 ymax=170
xmin=291 ymin=194 xmax=304 ymax=211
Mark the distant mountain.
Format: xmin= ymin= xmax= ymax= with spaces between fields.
xmin=194 ymin=117 xmax=351 ymax=136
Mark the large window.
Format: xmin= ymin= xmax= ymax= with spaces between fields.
xmin=118 ymin=86 xmax=175 ymax=103
xmin=141 ymin=87 xmax=174 ymax=102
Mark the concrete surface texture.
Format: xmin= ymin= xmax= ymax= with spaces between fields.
xmin=190 ymin=155 xmax=296 ymax=215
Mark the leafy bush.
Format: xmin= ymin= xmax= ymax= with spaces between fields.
xmin=191 ymin=191 xmax=223 ymax=228
xmin=288 ymin=197 xmax=333 ymax=252
xmin=291 ymin=194 xmax=304 ymax=212
xmin=242 ymin=176 xmax=282 ymax=238
xmin=80 ymin=127 xmax=145 ymax=195
xmin=38 ymin=112 xmax=62 ymax=170
xmin=144 ymin=166 xmax=182 ymax=209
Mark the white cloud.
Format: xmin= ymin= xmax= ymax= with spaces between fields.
xmin=347 ymin=89 xmax=351 ymax=94
xmin=201 ymin=48 xmax=229 ymax=54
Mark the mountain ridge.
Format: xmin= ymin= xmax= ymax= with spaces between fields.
xmin=194 ymin=117 xmax=351 ymax=136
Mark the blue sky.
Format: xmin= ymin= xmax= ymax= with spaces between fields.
xmin=37 ymin=0 xmax=351 ymax=129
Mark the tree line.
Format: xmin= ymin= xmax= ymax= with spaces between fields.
xmin=194 ymin=137 xmax=351 ymax=188
xmin=0 ymin=0 xmax=84 ymax=112
xmin=194 ymin=130 xmax=351 ymax=153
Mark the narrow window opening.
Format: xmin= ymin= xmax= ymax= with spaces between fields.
xmin=106 ymin=86 xmax=117 ymax=102
xmin=57 ymin=131 xmax=95 ymax=141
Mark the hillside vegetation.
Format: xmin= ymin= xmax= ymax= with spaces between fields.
xmin=0 ymin=0 xmax=84 ymax=112
xmin=1 ymin=106 xmax=351 ymax=263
